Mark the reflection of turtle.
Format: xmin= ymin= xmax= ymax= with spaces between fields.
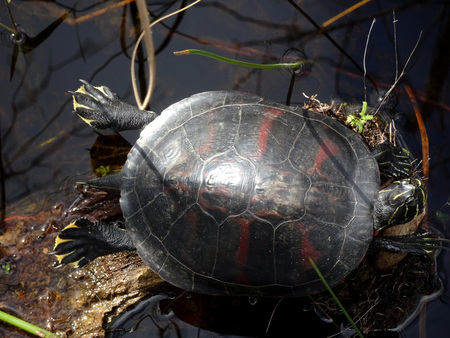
xmin=54 ymin=81 xmax=433 ymax=297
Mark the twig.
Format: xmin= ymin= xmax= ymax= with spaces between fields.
xmin=393 ymin=9 xmax=399 ymax=81
xmin=265 ymin=297 xmax=285 ymax=333
xmin=363 ymin=19 xmax=376 ymax=103
xmin=374 ymin=30 xmax=422 ymax=115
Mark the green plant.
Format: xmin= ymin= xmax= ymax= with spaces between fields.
xmin=174 ymin=48 xmax=310 ymax=71
xmin=346 ymin=101 xmax=373 ymax=133
xmin=0 ymin=310 xmax=58 ymax=337
xmin=309 ymin=257 xmax=364 ymax=338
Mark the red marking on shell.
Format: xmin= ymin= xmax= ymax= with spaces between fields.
xmin=196 ymin=111 xmax=215 ymax=154
xmin=234 ymin=217 xmax=254 ymax=284
xmin=254 ymin=108 xmax=284 ymax=159
xmin=197 ymin=123 xmax=214 ymax=154
xmin=300 ymin=232 xmax=323 ymax=266
xmin=294 ymin=222 xmax=324 ymax=272
xmin=310 ymin=129 xmax=341 ymax=178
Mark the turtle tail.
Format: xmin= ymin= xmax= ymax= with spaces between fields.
xmin=77 ymin=171 xmax=123 ymax=192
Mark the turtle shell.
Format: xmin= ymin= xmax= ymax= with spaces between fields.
xmin=120 ymin=91 xmax=379 ymax=297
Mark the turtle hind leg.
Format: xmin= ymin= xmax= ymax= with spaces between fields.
xmin=72 ymin=80 xmax=156 ymax=131
xmin=53 ymin=218 xmax=135 ymax=268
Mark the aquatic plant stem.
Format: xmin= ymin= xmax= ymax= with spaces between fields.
xmin=309 ymin=258 xmax=364 ymax=338
xmin=131 ymin=0 xmax=202 ymax=110
xmin=0 ymin=310 xmax=58 ymax=337
xmin=132 ymin=0 xmax=155 ymax=110
xmin=5 ymin=0 xmax=19 ymax=36
xmin=0 ymin=22 xmax=15 ymax=34
xmin=174 ymin=49 xmax=308 ymax=71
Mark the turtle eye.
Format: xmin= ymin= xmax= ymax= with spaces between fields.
xmin=405 ymin=195 xmax=415 ymax=206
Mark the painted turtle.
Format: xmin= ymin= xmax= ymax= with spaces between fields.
xmin=54 ymin=81 xmax=429 ymax=297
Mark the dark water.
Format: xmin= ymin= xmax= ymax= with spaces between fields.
xmin=0 ymin=0 xmax=449 ymax=337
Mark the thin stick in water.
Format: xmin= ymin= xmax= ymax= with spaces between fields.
xmin=363 ymin=18 xmax=376 ymax=103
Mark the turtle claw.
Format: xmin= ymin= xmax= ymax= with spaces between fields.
xmin=72 ymin=81 xmax=120 ymax=130
xmin=48 ymin=251 xmax=65 ymax=269
xmin=71 ymin=80 xmax=156 ymax=131
xmin=53 ymin=218 xmax=136 ymax=268
xmin=53 ymin=218 xmax=97 ymax=267
xmin=55 ymin=251 xmax=88 ymax=268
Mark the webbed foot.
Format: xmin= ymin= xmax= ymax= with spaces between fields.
xmin=54 ymin=218 xmax=135 ymax=267
xmin=72 ymin=80 xmax=155 ymax=131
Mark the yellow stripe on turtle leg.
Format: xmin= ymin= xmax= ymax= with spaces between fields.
xmin=73 ymin=96 xmax=95 ymax=111
xmin=54 ymin=250 xmax=74 ymax=265
xmin=77 ymin=113 xmax=97 ymax=127
xmin=54 ymin=236 xmax=73 ymax=249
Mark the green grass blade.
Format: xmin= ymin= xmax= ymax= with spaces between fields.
xmin=309 ymin=257 xmax=364 ymax=338
xmin=0 ymin=21 xmax=15 ymax=34
xmin=174 ymin=49 xmax=311 ymax=71
xmin=0 ymin=310 xmax=58 ymax=337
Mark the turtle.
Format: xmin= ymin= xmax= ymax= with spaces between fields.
xmin=54 ymin=80 xmax=432 ymax=297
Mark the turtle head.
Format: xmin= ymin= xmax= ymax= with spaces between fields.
xmin=374 ymin=178 xmax=426 ymax=231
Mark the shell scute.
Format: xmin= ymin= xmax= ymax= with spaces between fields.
xmin=121 ymin=91 xmax=379 ymax=296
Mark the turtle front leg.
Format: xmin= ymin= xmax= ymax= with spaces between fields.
xmin=72 ymin=80 xmax=156 ymax=131
xmin=53 ymin=218 xmax=135 ymax=268
xmin=372 ymin=142 xmax=411 ymax=179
